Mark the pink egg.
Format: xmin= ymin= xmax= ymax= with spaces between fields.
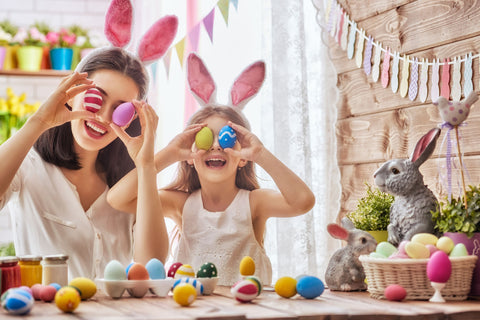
xmin=84 ymin=87 xmax=103 ymax=113
xmin=426 ymin=244 xmax=439 ymax=256
xmin=427 ymin=250 xmax=452 ymax=283
xmin=397 ymin=241 xmax=409 ymax=255
xmin=31 ymin=284 xmax=44 ymax=300
xmin=112 ymin=102 xmax=135 ymax=127
xmin=39 ymin=285 xmax=58 ymax=302
xmin=231 ymin=280 xmax=258 ymax=303
xmin=384 ymin=284 xmax=407 ymax=301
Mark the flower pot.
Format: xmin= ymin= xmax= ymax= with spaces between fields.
xmin=40 ymin=46 xmax=51 ymax=69
xmin=3 ymin=45 xmax=19 ymax=70
xmin=367 ymin=230 xmax=388 ymax=243
xmin=0 ymin=46 xmax=6 ymax=70
xmin=50 ymin=47 xmax=73 ymax=70
xmin=444 ymin=232 xmax=480 ymax=296
xmin=16 ymin=46 xmax=43 ymax=71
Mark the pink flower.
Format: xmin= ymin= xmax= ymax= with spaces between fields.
xmin=62 ymin=34 xmax=76 ymax=46
xmin=46 ymin=31 xmax=59 ymax=45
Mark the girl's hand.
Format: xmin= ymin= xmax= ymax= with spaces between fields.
xmin=224 ymin=121 xmax=265 ymax=162
xmin=165 ymin=123 xmax=206 ymax=162
xmin=32 ymin=72 xmax=96 ymax=129
xmin=110 ymin=100 xmax=158 ymax=167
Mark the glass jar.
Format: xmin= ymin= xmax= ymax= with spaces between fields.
xmin=42 ymin=254 xmax=68 ymax=286
xmin=18 ymin=255 xmax=42 ymax=287
xmin=0 ymin=256 xmax=21 ymax=295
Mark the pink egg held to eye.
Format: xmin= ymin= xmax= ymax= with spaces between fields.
xmin=112 ymin=102 xmax=135 ymax=127
xmin=84 ymin=88 xmax=103 ymax=113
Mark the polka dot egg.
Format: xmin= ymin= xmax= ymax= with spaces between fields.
xmin=167 ymin=262 xmax=183 ymax=278
xmin=173 ymin=278 xmax=204 ymax=295
xmin=196 ymin=262 xmax=217 ymax=278
xmin=175 ymin=264 xmax=195 ymax=279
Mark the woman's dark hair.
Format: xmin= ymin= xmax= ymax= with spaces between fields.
xmin=34 ymin=47 xmax=148 ymax=187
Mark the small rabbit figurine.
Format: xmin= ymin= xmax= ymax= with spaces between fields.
xmin=325 ymin=217 xmax=377 ymax=291
xmin=374 ymin=128 xmax=441 ymax=246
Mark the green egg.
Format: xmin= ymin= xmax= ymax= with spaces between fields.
xmin=195 ymin=127 xmax=213 ymax=150
xmin=196 ymin=262 xmax=217 ymax=278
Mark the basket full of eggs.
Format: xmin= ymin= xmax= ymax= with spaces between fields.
xmin=359 ymin=233 xmax=477 ymax=301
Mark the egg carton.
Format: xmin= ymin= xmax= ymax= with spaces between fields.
xmin=96 ymin=278 xmax=175 ymax=298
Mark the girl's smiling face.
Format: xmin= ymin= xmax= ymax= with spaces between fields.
xmin=70 ymin=69 xmax=139 ymax=152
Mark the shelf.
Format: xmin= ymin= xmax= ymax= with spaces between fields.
xmin=0 ymin=69 xmax=71 ymax=77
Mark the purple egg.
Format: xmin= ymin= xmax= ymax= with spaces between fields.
xmin=112 ymin=102 xmax=135 ymax=127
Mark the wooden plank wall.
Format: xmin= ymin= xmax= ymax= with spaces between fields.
xmin=330 ymin=0 xmax=480 ymax=219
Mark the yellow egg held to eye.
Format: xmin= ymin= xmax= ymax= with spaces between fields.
xmin=195 ymin=127 xmax=214 ymax=150
xmin=239 ymin=256 xmax=255 ymax=276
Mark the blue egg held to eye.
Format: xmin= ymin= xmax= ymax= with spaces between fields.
xmin=218 ymin=125 xmax=236 ymax=149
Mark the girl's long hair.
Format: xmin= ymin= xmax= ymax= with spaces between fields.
xmin=34 ymin=47 xmax=148 ymax=187
xmin=165 ymin=105 xmax=260 ymax=193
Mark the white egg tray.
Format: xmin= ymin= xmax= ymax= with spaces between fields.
xmin=96 ymin=278 xmax=175 ymax=299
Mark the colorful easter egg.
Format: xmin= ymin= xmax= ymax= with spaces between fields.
xmin=405 ymin=241 xmax=430 ymax=259
xmin=40 ymin=285 xmax=58 ymax=302
xmin=384 ymin=284 xmax=407 ymax=301
xmin=31 ymin=284 xmax=44 ymax=300
xmin=145 ymin=258 xmax=166 ymax=280
xmin=296 ymin=276 xmax=324 ymax=299
xmin=426 ymin=244 xmax=439 ymax=256
xmin=84 ymin=87 xmax=103 ymax=113
xmin=196 ymin=262 xmax=217 ymax=278
xmin=231 ymin=280 xmax=258 ymax=303
xmin=112 ymin=102 xmax=135 ymax=127
xmin=239 ymin=256 xmax=255 ymax=276
xmin=370 ymin=251 xmax=388 ymax=258
xmin=49 ymin=283 xmax=62 ymax=291
xmin=427 ymin=250 xmax=452 ymax=283
xmin=4 ymin=288 xmax=34 ymax=315
xmin=218 ymin=125 xmax=237 ymax=149
xmin=69 ymin=277 xmax=97 ymax=300
xmin=245 ymin=276 xmax=262 ymax=296
xmin=55 ymin=286 xmax=80 ymax=313
xmin=274 ymin=276 xmax=297 ymax=298
xmin=175 ymin=264 xmax=196 ymax=279
xmin=412 ymin=233 xmax=438 ymax=246
xmin=173 ymin=278 xmax=204 ymax=295
xmin=376 ymin=241 xmax=398 ymax=258
xmin=167 ymin=262 xmax=183 ymax=278
xmin=127 ymin=263 xmax=150 ymax=280
xmin=195 ymin=127 xmax=214 ymax=150
xmin=1 ymin=289 xmax=13 ymax=309
xmin=125 ymin=262 xmax=134 ymax=275
xmin=436 ymin=236 xmax=455 ymax=254
xmin=19 ymin=286 xmax=32 ymax=296
xmin=449 ymin=243 xmax=469 ymax=257
xmin=104 ymin=260 xmax=127 ymax=280
xmin=173 ymin=283 xmax=197 ymax=306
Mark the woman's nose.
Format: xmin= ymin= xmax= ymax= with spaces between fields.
xmin=95 ymin=104 xmax=113 ymax=124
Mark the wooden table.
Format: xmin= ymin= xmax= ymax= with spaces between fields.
xmin=8 ymin=286 xmax=480 ymax=319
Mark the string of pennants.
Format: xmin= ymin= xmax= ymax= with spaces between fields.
xmin=152 ymin=0 xmax=238 ymax=81
xmin=325 ymin=0 xmax=478 ymax=103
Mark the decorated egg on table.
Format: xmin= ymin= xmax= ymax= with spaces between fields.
xmin=173 ymin=278 xmax=204 ymax=295
xmin=4 ymin=288 xmax=34 ymax=315
xmin=55 ymin=286 xmax=81 ymax=313
xmin=449 ymin=243 xmax=469 ymax=257
xmin=245 ymin=276 xmax=262 ymax=296
xmin=196 ymin=262 xmax=217 ymax=278
xmin=231 ymin=279 xmax=258 ymax=303
xmin=239 ymin=256 xmax=255 ymax=276
xmin=112 ymin=102 xmax=135 ymax=127
xmin=49 ymin=283 xmax=62 ymax=291
xmin=218 ymin=125 xmax=236 ymax=149
xmin=146 ymin=258 xmax=166 ymax=279
xmin=173 ymin=283 xmax=197 ymax=306
xmin=274 ymin=276 xmax=297 ymax=298
xmin=384 ymin=284 xmax=407 ymax=301
xmin=40 ymin=285 xmax=58 ymax=302
xmin=436 ymin=236 xmax=455 ymax=254
xmin=127 ymin=263 xmax=150 ymax=280
xmin=427 ymin=250 xmax=452 ymax=283
xmin=69 ymin=277 xmax=97 ymax=300
xmin=84 ymin=87 xmax=103 ymax=113
xmin=104 ymin=260 xmax=127 ymax=280
xmin=31 ymin=284 xmax=44 ymax=300
xmin=174 ymin=264 xmax=195 ymax=279
xmin=296 ymin=276 xmax=324 ymax=299
xmin=195 ymin=127 xmax=214 ymax=150
xmin=1 ymin=288 xmax=13 ymax=308
xmin=167 ymin=262 xmax=183 ymax=278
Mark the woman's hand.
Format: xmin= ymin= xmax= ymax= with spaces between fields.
xmin=31 ymin=72 xmax=96 ymax=130
xmin=224 ymin=121 xmax=265 ymax=163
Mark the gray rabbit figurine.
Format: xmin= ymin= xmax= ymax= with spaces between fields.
xmin=325 ymin=217 xmax=377 ymax=291
xmin=374 ymin=128 xmax=441 ymax=246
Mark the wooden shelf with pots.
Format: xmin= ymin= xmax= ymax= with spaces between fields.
xmin=0 ymin=69 xmax=71 ymax=77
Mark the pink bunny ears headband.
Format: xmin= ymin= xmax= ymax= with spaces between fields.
xmin=187 ymin=52 xmax=266 ymax=110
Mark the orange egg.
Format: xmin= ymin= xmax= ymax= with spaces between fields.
xmin=127 ymin=263 xmax=149 ymax=280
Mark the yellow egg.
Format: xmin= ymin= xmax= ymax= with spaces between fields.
xmin=195 ymin=127 xmax=214 ymax=150
xmin=55 ymin=287 xmax=80 ymax=313
xmin=69 ymin=277 xmax=97 ymax=300
xmin=275 ymin=276 xmax=297 ymax=298
xmin=239 ymin=256 xmax=255 ymax=276
xmin=405 ymin=241 xmax=430 ymax=259
xmin=436 ymin=236 xmax=455 ymax=254
xmin=411 ymin=233 xmax=438 ymax=246
xmin=173 ymin=283 xmax=197 ymax=306
xmin=174 ymin=264 xmax=196 ymax=279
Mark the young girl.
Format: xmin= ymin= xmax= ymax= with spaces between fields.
xmin=108 ymin=53 xmax=316 ymax=285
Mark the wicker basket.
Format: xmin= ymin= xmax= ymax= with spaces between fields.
xmin=359 ymin=255 xmax=478 ymax=300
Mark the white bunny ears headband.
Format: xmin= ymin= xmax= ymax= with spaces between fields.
xmin=186 ymin=52 xmax=266 ymax=111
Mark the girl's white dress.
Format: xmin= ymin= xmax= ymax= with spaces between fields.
xmin=174 ymin=189 xmax=272 ymax=285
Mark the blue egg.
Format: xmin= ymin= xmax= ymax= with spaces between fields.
xmin=218 ymin=125 xmax=236 ymax=149
xmin=49 ymin=283 xmax=61 ymax=291
xmin=296 ymin=276 xmax=324 ymax=299
xmin=146 ymin=258 xmax=166 ymax=280
xmin=4 ymin=288 xmax=34 ymax=315
xmin=125 ymin=262 xmax=135 ymax=275
xmin=173 ymin=277 xmax=204 ymax=295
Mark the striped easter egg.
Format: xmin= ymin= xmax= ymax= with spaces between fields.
xmin=84 ymin=88 xmax=103 ymax=113
xmin=174 ymin=264 xmax=195 ymax=279
xmin=173 ymin=277 xmax=204 ymax=295
xmin=231 ymin=279 xmax=258 ymax=303
xmin=4 ymin=288 xmax=34 ymax=315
